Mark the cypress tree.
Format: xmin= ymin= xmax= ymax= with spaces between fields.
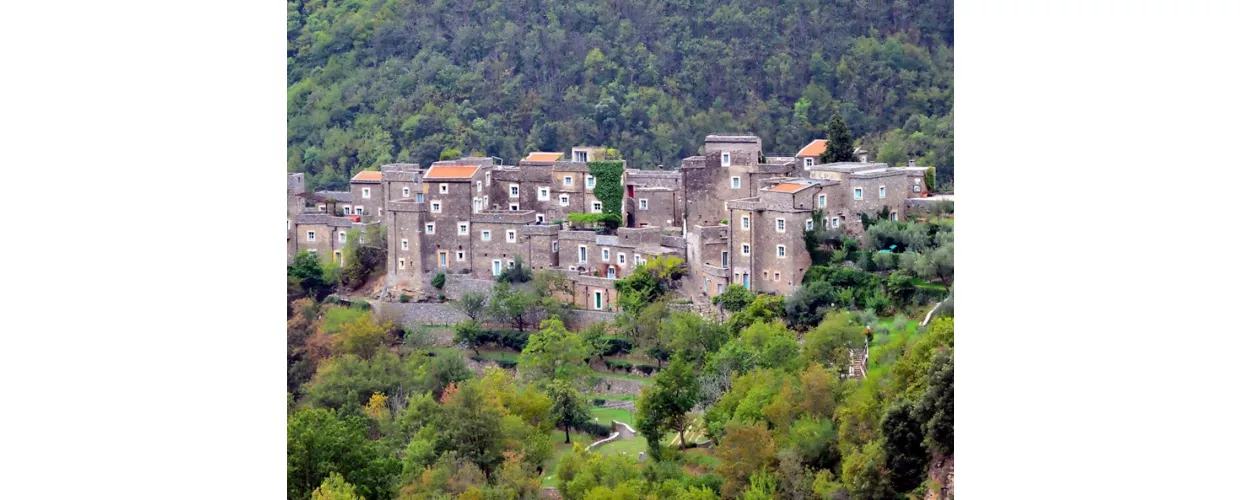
xmin=821 ymin=113 xmax=857 ymax=163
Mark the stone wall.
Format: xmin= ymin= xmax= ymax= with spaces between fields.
xmin=372 ymin=301 xmax=469 ymax=328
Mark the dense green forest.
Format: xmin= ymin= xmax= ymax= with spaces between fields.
xmin=287 ymin=0 xmax=954 ymax=191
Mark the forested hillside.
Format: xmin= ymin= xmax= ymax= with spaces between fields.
xmin=287 ymin=0 xmax=954 ymax=191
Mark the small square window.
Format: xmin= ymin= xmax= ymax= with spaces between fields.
xmin=804 ymin=157 xmax=813 ymax=168
xmin=354 ymin=205 xmax=364 ymax=215
xmin=538 ymin=187 xmax=550 ymax=201
xmin=586 ymin=175 xmax=596 ymax=189
xmin=774 ymin=271 xmax=781 ymax=281
xmin=731 ymin=177 xmax=740 ymax=189
xmin=831 ymin=217 xmax=840 ymax=228
xmin=425 ymin=223 xmax=435 ymax=234
xmin=431 ymin=202 xmax=441 ymax=213
xmin=639 ymin=199 xmax=648 ymax=210
xmin=777 ymin=245 xmax=786 ymax=258
xmin=741 ymin=216 xmax=750 ymax=230
xmin=440 ymin=184 xmax=449 ymax=194
xmin=482 ymin=230 xmax=492 ymax=241
xmin=458 ymin=223 xmax=469 ymax=235
xmin=602 ymin=248 xmax=610 ymax=261
xmin=506 ymin=230 xmax=516 ymax=243
xmin=509 ymin=203 xmax=520 ymax=211
xmin=592 ymin=202 xmax=603 ymax=213
xmin=307 ymin=231 xmax=315 ymax=241
xmin=721 ymin=152 xmax=731 ymax=167
xmin=401 ymin=239 xmax=408 ymax=250
xmin=563 ymin=175 xmax=573 ymax=186
xmin=536 ymin=213 xmax=545 ymax=224
xmin=742 ymin=244 xmax=750 ymax=255
xmin=362 ymin=188 xmax=371 ymax=199
xmin=338 ymin=231 xmax=347 ymax=243
xmin=559 ymin=195 xmax=570 ymax=207
xmin=776 ymin=218 xmax=785 ymax=232
xmin=343 ymin=206 xmax=352 ymax=215
xmin=457 ymin=251 xmax=465 ymax=261
xmin=853 ymin=188 xmax=863 ymax=200
xmin=402 ymin=187 xmax=410 ymax=197
xmin=806 ymin=219 xmax=814 ymax=231
xmin=398 ymin=258 xmax=405 ymax=270
xmin=509 ymin=184 xmax=519 ymax=198
xmin=618 ymin=253 xmax=626 ymax=265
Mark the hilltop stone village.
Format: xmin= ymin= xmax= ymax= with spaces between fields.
xmin=287 ymin=136 xmax=937 ymax=310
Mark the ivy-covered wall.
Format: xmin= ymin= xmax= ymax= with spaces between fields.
xmin=588 ymin=160 xmax=624 ymax=216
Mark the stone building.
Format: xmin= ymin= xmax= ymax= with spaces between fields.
xmin=350 ymin=171 xmax=385 ymax=221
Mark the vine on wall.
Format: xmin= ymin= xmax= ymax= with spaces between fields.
xmin=588 ymin=160 xmax=625 ymax=216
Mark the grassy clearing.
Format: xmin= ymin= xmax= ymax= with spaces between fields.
xmin=591 ymin=407 xmax=637 ymax=427
xmin=597 ymin=437 xmax=647 ymax=457
xmin=592 ymin=370 xmax=652 ymax=384
xmin=474 ymin=348 xmax=520 ymax=362
xmin=590 ymin=393 xmax=636 ymax=402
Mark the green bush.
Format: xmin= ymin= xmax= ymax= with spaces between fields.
xmin=593 ymin=398 xmax=607 ymax=406
xmin=566 ymin=212 xmax=622 ymax=230
xmin=576 ymin=420 xmax=613 ymax=438
xmin=399 ymin=293 xmax=411 ymax=303
xmin=431 ymin=272 xmax=446 ymax=290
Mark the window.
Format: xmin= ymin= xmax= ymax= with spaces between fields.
xmin=508 ymin=260 xmax=515 ymax=269
xmin=457 ymin=251 xmax=465 ymax=262
xmin=483 ymin=196 xmax=488 ymax=208
xmin=776 ymin=218 xmax=785 ymax=232
xmin=476 ymin=180 xmax=483 ymax=192
xmin=440 ymin=184 xmax=449 ymax=194
xmin=343 ymin=206 xmax=352 ymax=215
xmin=578 ymin=245 xmax=587 ymax=263
xmin=731 ymin=176 xmax=740 ymax=189
xmin=474 ymin=198 xmax=482 ymax=213
xmin=574 ymin=150 xmax=587 ymax=162
xmin=618 ymin=253 xmax=626 ymax=265
xmin=536 ymin=213 xmax=545 ymax=224
xmin=509 ymin=184 xmax=519 ymax=198
xmin=362 ymin=188 xmax=371 ymax=199
xmin=591 ymin=201 xmax=603 ymax=213
xmin=601 ymin=248 xmax=610 ymax=261
xmin=721 ymin=152 xmax=731 ymax=166
xmin=890 ymin=212 xmax=898 ymax=221
xmin=509 ymin=203 xmax=520 ymax=211
xmin=806 ymin=219 xmax=814 ymax=231
xmin=398 ymin=258 xmax=405 ymax=270
xmin=818 ymin=194 xmax=826 ymax=208
xmin=430 ymin=202 xmax=441 ymax=213
xmin=853 ymin=188 xmax=863 ymax=200
xmin=639 ymin=199 xmax=648 ymax=210
xmin=717 ymin=283 xmax=724 ymax=294
xmin=563 ymin=175 xmax=573 ymax=186
xmin=559 ymin=195 xmax=570 ymax=206
xmin=741 ymin=216 xmax=750 ymax=230
xmin=742 ymin=244 xmax=751 ymax=255
xmin=402 ymin=187 xmax=410 ymax=197
xmin=774 ymin=271 xmax=781 ymax=281
xmin=338 ymin=231 xmax=347 ymax=243
xmin=401 ymin=239 xmax=408 ymax=250
xmin=506 ymin=230 xmax=516 ymax=243
xmin=416 ymin=193 xmax=424 ymax=203
xmin=458 ymin=222 xmax=469 ymax=235
xmin=777 ymin=245 xmax=786 ymax=258
xmin=481 ymin=230 xmax=491 ymax=241
xmin=485 ymin=172 xmax=491 ymax=186
xmin=593 ymin=291 xmax=603 ymax=310
xmin=424 ymin=223 xmax=435 ymax=234
xmin=879 ymin=186 xmax=886 ymax=199
xmin=439 ymin=252 xmax=447 ymax=267
xmin=586 ymin=175 xmax=596 ymax=189
xmin=354 ymin=205 xmax=364 ymax=215
xmin=721 ymin=251 xmax=729 ymax=267
xmin=607 ymin=266 xmax=616 ymax=279
xmin=634 ymin=253 xmax=642 ymax=265
xmin=804 ymin=157 xmax=813 ymax=168
xmin=831 ymin=217 xmax=840 ymax=228
xmin=492 ymin=260 xmax=502 ymax=276
xmin=538 ymin=187 xmax=550 ymax=201
xmin=307 ymin=230 xmax=315 ymax=241
xmin=763 ymin=270 xmax=769 ymax=281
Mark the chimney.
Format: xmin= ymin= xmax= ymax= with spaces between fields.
xmin=908 ymin=159 xmax=916 ymax=168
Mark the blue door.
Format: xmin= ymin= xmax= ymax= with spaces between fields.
xmin=743 ymin=273 xmax=750 ymax=289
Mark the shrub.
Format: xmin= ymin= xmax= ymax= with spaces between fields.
xmin=495 ymin=359 xmax=518 ymax=369
xmin=605 ymin=359 xmax=633 ymax=372
xmin=349 ymin=301 xmax=371 ymax=311
xmin=635 ymin=364 xmax=657 ymax=376
xmin=576 ymin=420 xmax=613 ymax=438
xmin=399 ymin=293 xmax=411 ymax=303
xmin=593 ymin=398 xmax=607 ymax=406
xmin=431 ymin=272 xmax=446 ymax=290
xmin=599 ymin=336 xmax=633 ymax=356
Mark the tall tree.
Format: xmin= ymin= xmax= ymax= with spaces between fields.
xmin=636 ymin=354 xmax=700 ymax=458
xmin=821 ymin=113 xmax=857 ymax=163
xmin=546 ymin=379 xmax=590 ymax=444
xmin=517 ymin=317 xmax=589 ymax=387
xmin=881 ymin=400 xmax=930 ymax=493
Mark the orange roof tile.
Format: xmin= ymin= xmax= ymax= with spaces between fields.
xmin=351 ymin=170 xmax=383 ymax=182
xmin=796 ymin=139 xmax=828 ymax=158
xmin=526 ymin=152 xmax=563 ymax=161
xmin=424 ymin=165 xmax=480 ymax=180
xmin=770 ymin=183 xmax=808 ymax=193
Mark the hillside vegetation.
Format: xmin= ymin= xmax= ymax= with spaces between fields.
xmin=287 ymin=0 xmax=954 ymax=190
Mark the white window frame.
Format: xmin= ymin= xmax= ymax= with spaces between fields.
xmin=634 ymin=253 xmax=642 ymax=264
xmin=536 ymin=213 xmax=545 ymax=224
xmin=552 ymin=241 xmax=559 ymax=252
xmin=362 ymin=187 xmax=371 ymax=199
xmin=774 ymin=271 xmax=781 ymax=281
xmin=506 ymin=230 xmax=517 ymax=243
xmin=639 ymin=199 xmax=648 ymax=210
xmin=559 ymin=195 xmax=570 ymax=207
xmin=430 ymin=201 xmax=442 ymax=213
xmin=890 ymin=212 xmax=898 ymax=221
xmin=476 ymin=180 xmax=483 ymax=192
xmin=481 ymin=230 xmax=492 ymax=241
xmin=618 ymin=253 xmax=626 ymax=265
xmin=458 ymin=222 xmax=469 ymax=235
xmin=440 ymin=183 xmax=449 ymax=194
xmin=485 ymin=173 xmax=491 ymax=187
xmin=307 ymin=230 xmax=315 ymax=241
xmin=721 ymin=250 xmax=729 ymax=267
xmin=777 ymin=245 xmax=786 ymax=258
xmin=402 ymin=187 xmax=410 ymax=197
xmin=354 ymin=205 xmax=364 ymax=215
xmin=398 ymin=258 xmax=406 ymax=270
xmin=343 ymin=206 xmax=352 ymax=215
xmin=831 ymin=217 xmax=841 ymax=228
xmin=424 ymin=223 xmax=435 ymax=234
xmin=563 ymin=175 xmax=574 ymax=187
xmin=741 ymin=216 xmax=750 ymax=230
xmin=593 ymin=290 xmax=603 ymax=310
xmin=456 ymin=251 xmax=465 ymax=262
xmin=586 ymin=175 xmax=596 ymax=190
xmin=607 ymin=266 xmax=616 ymax=279
xmin=742 ymin=243 xmax=751 ymax=255
xmin=578 ymin=245 xmax=587 ymax=264
xmin=879 ymin=186 xmax=886 ymax=199
xmin=804 ymin=157 xmax=813 ymax=168
xmin=776 ymin=218 xmax=785 ymax=233
xmin=474 ymin=198 xmax=482 ymax=213
xmin=538 ymin=186 xmax=550 ymax=201
xmin=854 ymin=187 xmax=863 ymax=200
xmin=338 ymin=231 xmax=347 ymax=243
xmin=591 ymin=201 xmax=603 ymax=213
xmin=601 ymin=248 xmax=610 ymax=261
xmin=401 ymin=238 xmax=408 ymax=250
xmin=509 ymin=184 xmax=519 ymax=198
xmin=731 ymin=176 xmax=740 ymax=189
xmin=818 ymin=194 xmax=826 ymax=208
xmin=721 ymin=152 xmax=731 ymax=167
xmin=806 ymin=219 xmax=814 ymax=231
xmin=509 ymin=203 xmax=520 ymax=211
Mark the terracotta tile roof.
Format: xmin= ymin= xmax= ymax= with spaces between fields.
xmin=351 ymin=170 xmax=383 ymax=182
xmin=770 ymin=182 xmax=810 ymax=193
xmin=424 ymin=165 xmax=480 ymax=180
xmin=526 ymin=152 xmax=563 ymax=161
xmin=796 ymin=139 xmax=828 ymax=158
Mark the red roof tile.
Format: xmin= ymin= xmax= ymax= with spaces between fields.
xmin=424 ymin=165 xmax=480 ymax=180
xmin=796 ymin=139 xmax=828 ymax=158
